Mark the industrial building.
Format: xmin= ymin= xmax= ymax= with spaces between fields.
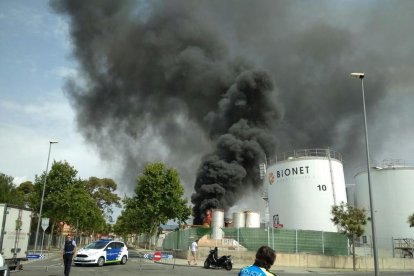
xmin=165 ymin=150 xmax=413 ymax=260
xmin=266 ymin=148 xmax=347 ymax=232
xmin=353 ymin=159 xmax=414 ymax=257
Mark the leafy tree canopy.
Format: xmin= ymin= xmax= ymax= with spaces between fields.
xmin=0 ymin=173 xmax=26 ymax=207
xmin=31 ymin=160 xmax=107 ymax=234
xmin=115 ymin=162 xmax=191 ymax=236
xmin=85 ymin=177 xmax=121 ymax=222
xmin=331 ymin=202 xmax=368 ymax=271
xmin=63 ymin=181 xmax=106 ymax=233
xmin=331 ymin=202 xmax=368 ymax=239
xmin=0 ymin=173 xmax=15 ymax=204
xmin=17 ymin=181 xmax=34 ymax=194
xmin=408 ymin=213 xmax=414 ymax=227
xmin=15 ymin=181 xmax=34 ymax=208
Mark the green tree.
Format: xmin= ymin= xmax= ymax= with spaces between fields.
xmin=31 ymin=161 xmax=106 ymax=234
xmin=15 ymin=181 xmax=34 ymax=207
xmin=64 ymin=181 xmax=106 ymax=234
xmin=0 ymin=173 xmax=26 ymax=206
xmin=0 ymin=173 xmax=15 ymax=204
xmin=113 ymin=212 xmax=130 ymax=237
xmin=331 ymin=202 xmax=368 ymax=271
xmin=408 ymin=213 xmax=414 ymax=227
xmin=31 ymin=161 xmax=79 ymax=219
xmin=118 ymin=162 xmax=191 ymax=241
xmin=85 ymin=177 xmax=121 ymax=222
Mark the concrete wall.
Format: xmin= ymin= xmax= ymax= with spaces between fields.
xmin=186 ymin=247 xmax=414 ymax=270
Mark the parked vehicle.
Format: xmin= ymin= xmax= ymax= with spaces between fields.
xmin=0 ymin=254 xmax=10 ymax=276
xmin=74 ymin=239 xmax=128 ymax=266
xmin=0 ymin=204 xmax=32 ymax=271
xmin=203 ymin=247 xmax=232 ymax=271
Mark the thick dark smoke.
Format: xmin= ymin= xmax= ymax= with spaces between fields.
xmin=52 ymin=0 xmax=414 ymax=222
xmin=191 ymin=71 xmax=279 ymax=224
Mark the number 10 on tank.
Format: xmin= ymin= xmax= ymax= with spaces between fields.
xmin=317 ymin=185 xmax=327 ymax=191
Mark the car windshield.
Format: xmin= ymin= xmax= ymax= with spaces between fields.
xmin=84 ymin=241 xmax=108 ymax=249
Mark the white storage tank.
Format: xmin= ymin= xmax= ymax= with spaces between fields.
xmin=233 ymin=212 xmax=245 ymax=228
xmin=211 ymin=209 xmax=224 ymax=239
xmin=267 ymin=148 xmax=347 ymax=231
xmin=346 ymin=184 xmax=356 ymax=206
xmin=354 ymin=161 xmax=414 ymax=254
xmin=245 ymin=211 xmax=260 ymax=228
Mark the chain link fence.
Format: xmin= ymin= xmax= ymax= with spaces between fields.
xmin=163 ymin=227 xmax=348 ymax=256
xmin=27 ymin=231 xmax=95 ymax=252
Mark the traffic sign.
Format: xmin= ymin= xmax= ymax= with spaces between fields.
xmin=153 ymin=251 xmax=161 ymax=261
xmin=27 ymin=254 xmax=45 ymax=259
xmin=41 ymin=218 xmax=49 ymax=231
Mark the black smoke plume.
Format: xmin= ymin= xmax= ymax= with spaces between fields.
xmin=52 ymin=0 xmax=414 ymax=222
xmin=191 ymin=71 xmax=280 ymax=224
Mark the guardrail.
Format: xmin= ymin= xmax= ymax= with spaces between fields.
xmin=275 ymin=148 xmax=342 ymax=163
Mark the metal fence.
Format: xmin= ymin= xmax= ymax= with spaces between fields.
xmin=27 ymin=231 xmax=94 ymax=253
xmin=132 ymin=250 xmax=176 ymax=270
xmin=274 ymin=148 xmax=343 ymax=163
xmin=163 ymin=227 xmax=348 ymax=256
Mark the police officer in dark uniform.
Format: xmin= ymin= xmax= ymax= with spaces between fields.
xmin=63 ymin=235 xmax=76 ymax=276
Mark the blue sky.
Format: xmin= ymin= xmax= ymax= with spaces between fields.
xmin=0 ymin=1 xmax=108 ymax=184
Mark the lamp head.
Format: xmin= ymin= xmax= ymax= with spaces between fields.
xmin=50 ymin=140 xmax=59 ymax=144
xmin=350 ymin=72 xmax=365 ymax=79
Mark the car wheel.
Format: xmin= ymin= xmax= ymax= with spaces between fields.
xmin=120 ymin=255 xmax=127 ymax=265
xmin=97 ymin=257 xmax=105 ymax=267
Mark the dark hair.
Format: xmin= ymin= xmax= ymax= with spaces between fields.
xmin=254 ymin=246 xmax=276 ymax=270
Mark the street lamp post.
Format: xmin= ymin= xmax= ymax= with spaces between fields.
xmin=33 ymin=141 xmax=58 ymax=253
xmin=350 ymin=72 xmax=379 ymax=276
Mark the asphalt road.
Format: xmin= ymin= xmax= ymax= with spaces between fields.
xmin=12 ymin=253 xmax=414 ymax=276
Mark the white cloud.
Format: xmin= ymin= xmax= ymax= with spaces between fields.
xmin=0 ymin=120 xmax=110 ymax=183
xmin=0 ymin=97 xmax=111 ymax=184
xmin=51 ymin=66 xmax=78 ymax=79
xmin=52 ymin=17 xmax=71 ymax=44
xmin=13 ymin=176 xmax=29 ymax=185
xmin=0 ymin=99 xmax=73 ymax=126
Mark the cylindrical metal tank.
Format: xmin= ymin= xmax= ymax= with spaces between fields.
xmin=224 ymin=217 xmax=232 ymax=227
xmin=267 ymin=148 xmax=347 ymax=231
xmin=346 ymin=184 xmax=356 ymax=206
xmin=354 ymin=163 xmax=414 ymax=254
xmin=211 ymin=227 xmax=224 ymax=239
xmin=211 ymin=209 xmax=224 ymax=239
xmin=211 ymin=209 xmax=224 ymax=228
xmin=233 ymin=212 xmax=245 ymax=228
xmin=245 ymin=211 xmax=260 ymax=228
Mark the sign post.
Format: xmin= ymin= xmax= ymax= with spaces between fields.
xmin=40 ymin=218 xmax=49 ymax=254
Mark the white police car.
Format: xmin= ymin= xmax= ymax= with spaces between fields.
xmin=74 ymin=239 xmax=128 ymax=266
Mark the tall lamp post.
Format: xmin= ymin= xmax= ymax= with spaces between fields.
xmin=33 ymin=140 xmax=58 ymax=252
xmin=350 ymin=73 xmax=379 ymax=276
